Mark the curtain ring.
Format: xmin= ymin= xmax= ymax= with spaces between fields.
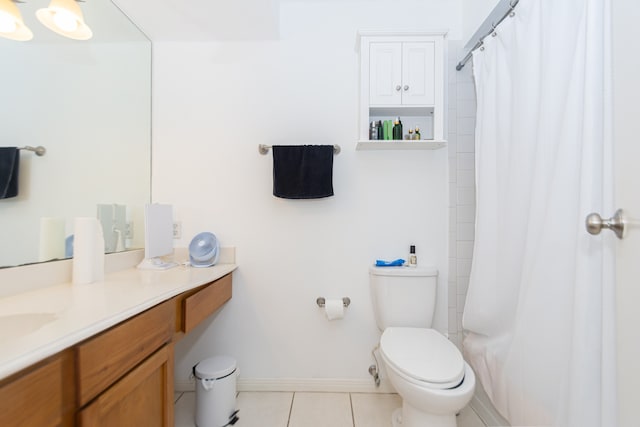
xmin=509 ymin=0 xmax=517 ymax=17
xmin=491 ymin=23 xmax=497 ymax=37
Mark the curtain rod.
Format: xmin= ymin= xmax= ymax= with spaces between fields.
xmin=456 ymin=0 xmax=520 ymax=71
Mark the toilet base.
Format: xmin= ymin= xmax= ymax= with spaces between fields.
xmin=391 ymin=408 xmax=402 ymax=427
xmin=390 ymin=403 xmax=457 ymax=427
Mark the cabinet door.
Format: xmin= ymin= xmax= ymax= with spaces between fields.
xmin=369 ymin=42 xmax=402 ymax=105
xmin=78 ymin=344 xmax=174 ymax=427
xmin=401 ymin=42 xmax=435 ymax=105
xmin=0 ymin=351 xmax=74 ymax=427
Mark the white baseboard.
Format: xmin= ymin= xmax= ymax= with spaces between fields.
xmin=175 ymin=377 xmax=396 ymax=394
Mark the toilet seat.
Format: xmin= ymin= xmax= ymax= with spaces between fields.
xmin=380 ymin=327 xmax=464 ymax=389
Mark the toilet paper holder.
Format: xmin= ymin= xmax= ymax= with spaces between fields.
xmin=316 ymin=297 xmax=351 ymax=308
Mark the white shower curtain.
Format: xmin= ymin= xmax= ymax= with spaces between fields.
xmin=462 ymin=0 xmax=616 ymax=426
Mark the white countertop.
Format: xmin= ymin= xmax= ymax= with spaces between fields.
xmin=0 ymin=262 xmax=237 ymax=381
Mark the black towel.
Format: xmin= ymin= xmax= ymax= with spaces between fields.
xmin=272 ymin=145 xmax=334 ymax=199
xmin=0 ymin=147 xmax=19 ymax=199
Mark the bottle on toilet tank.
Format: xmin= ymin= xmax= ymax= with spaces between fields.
xmin=408 ymin=245 xmax=417 ymax=267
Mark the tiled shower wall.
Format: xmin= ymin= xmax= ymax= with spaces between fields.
xmin=447 ymin=41 xmax=477 ymax=347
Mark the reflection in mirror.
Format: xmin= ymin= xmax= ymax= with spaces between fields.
xmin=0 ymin=1 xmax=151 ymax=268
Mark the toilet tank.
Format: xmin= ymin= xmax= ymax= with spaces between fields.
xmin=369 ymin=266 xmax=438 ymax=331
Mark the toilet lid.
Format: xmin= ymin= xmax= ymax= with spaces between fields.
xmin=380 ymin=328 xmax=464 ymax=387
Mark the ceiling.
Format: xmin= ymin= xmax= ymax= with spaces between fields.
xmin=113 ymin=0 xmax=457 ymax=42
xmin=114 ymin=0 xmax=281 ymax=41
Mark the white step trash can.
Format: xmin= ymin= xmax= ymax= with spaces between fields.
xmin=193 ymin=356 xmax=238 ymax=427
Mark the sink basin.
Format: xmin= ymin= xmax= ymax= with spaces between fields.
xmin=0 ymin=313 xmax=58 ymax=341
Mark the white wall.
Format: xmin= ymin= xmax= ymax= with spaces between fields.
xmin=148 ymin=1 xmax=464 ymax=388
xmin=461 ymin=0 xmax=500 ymax=44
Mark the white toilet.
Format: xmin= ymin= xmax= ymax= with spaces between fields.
xmin=370 ymin=266 xmax=475 ymax=427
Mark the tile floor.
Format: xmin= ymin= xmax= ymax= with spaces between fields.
xmin=174 ymin=391 xmax=486 ymax=427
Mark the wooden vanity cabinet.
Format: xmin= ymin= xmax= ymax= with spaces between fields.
xmin=0 ymin=350 xmax=75 ymax=427
xmin=76 ymin=272 xmax=232 ymax=426
xmin=77 ymin=344 xmax=174 ymax=427
xmin=0 ymin=272 xmax=233 ymax=427
xmin=75 ymin=299 xmax=175 ymax=426
xmin=75 ymin=299 xmax=174 ymax=407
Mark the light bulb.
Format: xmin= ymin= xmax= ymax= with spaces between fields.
xmin=52 ymin=9 xmax=78 ymax=32
xmin=36 ymin=0 xmax=91 ymax=40
xmin=0 ymin=11 xmax=16 ymax=34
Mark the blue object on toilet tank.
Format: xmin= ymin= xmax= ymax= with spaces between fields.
xmin=375 ymin=259 xmax=405 ymax=267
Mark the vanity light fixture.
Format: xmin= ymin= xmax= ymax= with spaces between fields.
xmin=36 ymin=0 xmax=92 ymax=40
xmin=0 ymin=0 xmax=33 ymax=41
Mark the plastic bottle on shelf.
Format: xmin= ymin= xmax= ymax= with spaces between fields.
xmin=377 ymin=120 xmax=383 ymax=140
xmin=406 ymin=128 xmax=414 ymax=140
xmin=393 ymin=117 xmax=403 ymax=140
xmin=385 ymin=120 xmax=392 ymax=140
xmin=370 ymin=121 xmax=378 ymax=140
xmin=414 ymin=126 xmax=421 ymax=140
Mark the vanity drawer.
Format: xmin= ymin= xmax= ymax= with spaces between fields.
xmin=76 ymin=299 xmax=174 ymax=407
xmin=176 ymin=273 xmax=232 ymax=336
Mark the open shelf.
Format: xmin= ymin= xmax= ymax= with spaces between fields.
xmin=356 ymin=140 xmax=447 ymax=151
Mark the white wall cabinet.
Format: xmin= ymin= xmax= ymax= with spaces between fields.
xmin=369 ymin=42 xmax=435 ymax=106
xmin=358 ymin=32 xmax=446 ymax=149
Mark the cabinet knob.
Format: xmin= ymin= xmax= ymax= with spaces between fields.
xmin=395 ymin=85 xmax=401 ymax=91
xmin=404 ymin=85 xmax=409 ymax=91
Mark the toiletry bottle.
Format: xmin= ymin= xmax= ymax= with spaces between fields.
xmin=377 ymin=120 xmax=383 ymax=140
xmin=370 ymin=121 xmax=378 ymax=140
xmin=415 ymin=126 xmax=421 ymax=140
xmin=409 ymin=245 xmax=417 ymax=267
xmin=393 ymin=117 xmax=403 ymax=140
xmin=407 ymin=128 xmax=414 ymax=140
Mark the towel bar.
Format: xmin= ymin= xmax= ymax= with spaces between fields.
xmin=259 ymin=144 xmax=340 ymax=155
xmin=19 ymin=146 xmax=46 ymax=156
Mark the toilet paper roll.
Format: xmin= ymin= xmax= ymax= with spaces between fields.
xmin=324 ymin=299 xmax=344 ymax=321
xmin=38 ymin=217 xmax=66 ymax=262
xmin=73 ymin=217 xmax=105 ymax=285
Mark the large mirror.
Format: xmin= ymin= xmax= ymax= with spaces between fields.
xmin=0 ymin=1 xmax=151 ymax=268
